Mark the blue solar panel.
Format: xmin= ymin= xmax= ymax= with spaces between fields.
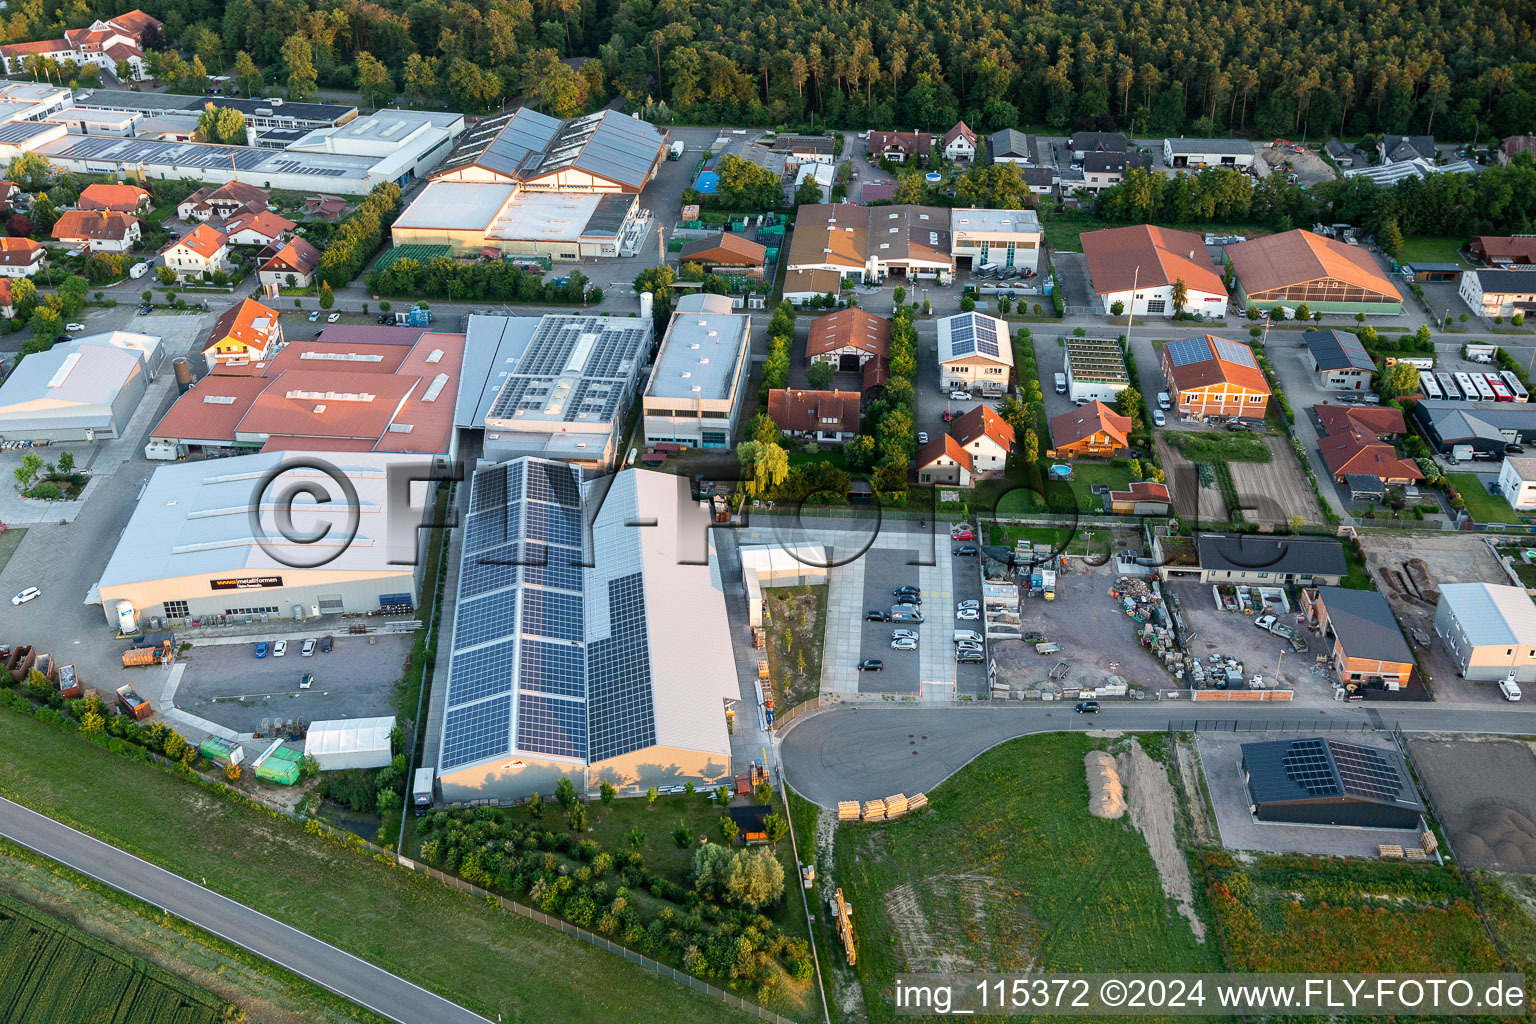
xmin=523 ymin=542 xmax=584 ymax=591
xmin=516 ymin=692 xmax=586 ymax=759
xmin=1165 ymin=337 xmax=1211 ymax=367
xmin=525 ymin=501 xmax=583 ymax=547
xmin=454 ymin=590 xmax=521 ymax=648
xmin=460 ymin=543 xmax=522 ymax=598
xmin=448 ymin=639 xmax=519 ymax=707
xmin=440 ymin=695 xmax=512 ymax=770
xmin=520 ymin=640 xmax=586 ymax=696
xmin=522 ymin=587 xmax=584 ymax=642
xmin=526 ymin=461 xmax=582 ymax=507
xmin=1213 ymin=336 xmax=1258 ymax=368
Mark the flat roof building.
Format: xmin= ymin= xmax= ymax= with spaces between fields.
xmin=74 ymin=89 xmax=358 ymax=129
xmin=1241 ymin=737 xmax=1425 ymax=829
xmin=94 ymin=450 xmax=432 ymax=628
xmin=0 ymin=331 xmax=161 ymax=442
xmin=643 ymin=293 xmax=752 ymax=450
xmin=949 ymin=207 xmax=1041 ymax=273
xmin=432 ymin=460 xmax=737 ymax=803
xmin=1162 ymin=137 xmax=1256 ymax=169
xmin=391 ymin=181 xmax=645 ymax=260
xmin=1063 ymin=336 xmax=1130 ymax=403
xmin=1434 ymin=582 xmax=1536 ymax=683
xmin=1412 ymin=400 xmax=1536 ymax=456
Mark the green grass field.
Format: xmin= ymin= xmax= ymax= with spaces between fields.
xmin=763 ymin=585 xmax=828 ymax=710
xmin=1040 ymin=207 xmax=1273 ymax=253
xmin=0 ymin=526 xmax=25 ymax=577
xmin=1394 ymin=236 xmax=1472 ymax=269
xmin=0 ymin=708 xmax=761 ymax=1024
xmin=835 ymin=733 xmax=1221 ymax=1023
xmin=1164 ymin=430 xmax=1271 ymax=463
xmin=1447 ymin=472 xmax=1521 ymax=524
xmin=0 ymin=889 xmax=234 ymax=1024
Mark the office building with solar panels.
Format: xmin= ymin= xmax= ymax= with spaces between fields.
xmin=937 ymin=311 xmax=1013 ymax=395
xmin=390 ymin=107 xmax=666 ymax=260
xmin=1159 ymin=334 xmax=1271 ymax=423
xmin=433 ymin=458 xmax=738 ymax=803
xmin=1240 ymin=737 xmax=1426 ymax=829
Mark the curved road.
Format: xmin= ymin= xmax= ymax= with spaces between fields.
xmin=780 ymin=701 xmax=1536 ymax=806
xmin=0 ymin=797 xmax=488 ymax=1024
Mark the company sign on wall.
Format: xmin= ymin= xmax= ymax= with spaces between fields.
xmin=209 ymin=575 xmax=285 ymax=591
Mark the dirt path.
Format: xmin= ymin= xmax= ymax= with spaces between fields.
xmin=1120 ymin=739 xmax=1207 ymax=943
xmin=813 ymin=806 xmax=866 ymax=1022
xmin=1175 ymin=738 xmax=1218 ymax=846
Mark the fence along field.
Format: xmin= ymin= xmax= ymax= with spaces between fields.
xmin=0 ymin=890 xmax=236 ymax=1024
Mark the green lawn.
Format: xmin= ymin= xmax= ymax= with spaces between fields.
xmin=1338 ymin=537 xmax=1374 ymax=590
xmin=1447 ymin=472 xmax=1521 ymax=525
xmin=1394 ymin=236 xmax=1472 ymax=269
xmin=1164 ymin=430 xmax=1271 ymax=463
xmin=0 ymin=526 xmax=25 ymax=577
xmin=0 ymin=708 xmax=761 ymax=1024
xmin=1041 ymin=207 xmax=1273 ymax=253
xmin=763 ymin=584 xmax=828 ymax=710
xmin=835 ymin=733 xmax=1222 ymax=1024
xmin=0 ymin=889 xmax=234 ymax=1024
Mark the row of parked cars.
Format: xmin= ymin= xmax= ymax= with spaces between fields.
xmin=254 ymin=636 xmax=333 ymax=658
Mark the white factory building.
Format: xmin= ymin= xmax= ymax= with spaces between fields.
xmin=432 ymin=459 xmax=737 ymax=804
xmin=1433 ymin=582 xmax=1536 ymax=683
xmin=390 ymin=107 xmax=666 ymax=260
xmin=642 ymin=294 xmax=754 ymax=450
xmin=0 ymin=331 xmax=163 ymax=442
xmin=93 ymin=451 xmax=434 ymax=630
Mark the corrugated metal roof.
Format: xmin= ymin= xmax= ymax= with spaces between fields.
xmin=1438 ymin=582 xmax=1536 ymax=647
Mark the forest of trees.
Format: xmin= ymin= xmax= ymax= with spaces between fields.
xmin=21 ymin=0 xmax=1528 ymax=141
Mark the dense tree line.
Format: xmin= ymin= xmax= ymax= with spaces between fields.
xmin=317 ymin=181 xmax=399 ymax=288
xmin=68 ymin=0 xmax=1528 ymax=142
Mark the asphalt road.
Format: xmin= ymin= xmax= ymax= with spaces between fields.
xmin=0 ymin=797 xmax=489 ymax=1024
xmin=779 ymin=702 xmax=1536 ymax=805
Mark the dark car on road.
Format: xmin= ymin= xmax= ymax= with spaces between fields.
xmin=952 ymin=545 xmax=978 ymax=556
xmin=858 ymin=659 xmax=884 ymax=671
xmin=1075 ymin=700 xmax=1101 ymax=713
xmin=866 ymin=610 xmax=891 ymax=622
xmin=320 ymin=635 xmax=334 ymax=653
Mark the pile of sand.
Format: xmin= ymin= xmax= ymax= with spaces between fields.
xmin=1085 ymin=751 xmax=1126 ymax=819
xmin=1461 ymin=800 xmax=1536 ymax=873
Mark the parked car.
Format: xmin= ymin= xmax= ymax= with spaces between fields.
xmin=255 ymin=641 xmax=269 ymax=658
xmin=320 ymin=635 xmax=334 ymax=653
xmin=65 ymin=323 xmax=85 ymax=332
xmin=956 ymin=653 xmax=984 ymax=663
xmin=1226 ymin=420 xmax=1251 ymax=431
xmin=1508 ymin=444 xmax=1526 ymax=455
xmin=1075 ymin=700 xmax=1101 ymax=714
xmin=377 ymin=315 xmax=390 ymax=324
xmin=301 ymin=638 xmax=316 ymax=657
xmin=917 ymin=431 xmax=929 ymax=444
xmin=953 ymin=545 xmax=978 ymax=556
xmin=957 ymin=600 xmax=979 ymax=610
xmin=307 ymin=310 xmax=320 ymax=322
xmin=893 ymin=586 xmax=920 ymax=597
xmin=857 ymin=659 xmax=883 ymax=671
xmin=299 ymin=673 xmax=314 ymax=689
xmin=892 ymin=629 xmax=919 ymax=641
xmin=952 ymin=528 xmax=975 ymax=541
xmin=1253 ymin=614 xmax=1277 ymax=631
xmin=273 ymin=640 xmax=287 ymax=657
xmin=1153 ymin=410 xmax=1166 ymax=427
xmin=11 ymin=586 xmax=40 ymax=605
xmin=890 ymin=638 xmax=918 ymax=650
xmin=956 ymin=609 xmax=979 ymax=620
xmin=327 ymin=312 xmax=341 ymax=323
xmin=866 ymin=610 xmax=891 ymax=622
xmin=941 ymin=410 xmax=955 ymax=423
xmin=949 ymin=391 xmax=973 ymax=401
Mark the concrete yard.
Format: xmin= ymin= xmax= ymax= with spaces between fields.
xmin=992 ymin=561 xmax=1153 ymax=694
xmin=1197 ymin=732 xmax=1428 ymax=856
xmin=1165 ymin=581 xmax=1316 ymax=693
xmin=1407 ymin=737 xmax=1536 ymax=874
xmin=172 ymin=634 xmax=410 ymax=736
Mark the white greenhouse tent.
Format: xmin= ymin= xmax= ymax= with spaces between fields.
xmin=304 ymin=716 xmax=396 ymax=771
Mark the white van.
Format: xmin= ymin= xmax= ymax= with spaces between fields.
xmin=1157 ymin=392 xmax=1171 ymax=410
xmin=1500 ymin=676 xmax=1522 ymax=702
xmin=1054 ymin=373 xmax=1067 ymax=394
xmin=953 ymin=630 xmax=984 ymax=644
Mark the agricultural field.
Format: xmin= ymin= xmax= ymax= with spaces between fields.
xmin=0 ymin=889 xmax=235 ymax=1024
xmin=763 ymin=585 xmax=828 ymax=711
xmin=833 ymin=733 xmax=1222 ymax=1023
xmin=0 ymin=705 xmax=762 ymax=1024
xmin=1199 ymin=853 xmax=1504 ymax=973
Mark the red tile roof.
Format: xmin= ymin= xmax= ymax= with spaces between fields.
xmin=867 ymin=131 xmax=932 ymax=158
xmin=1162 ymin=334 xmax=1270 ymax=396
xmin=0 ymin=236 xmax=43 ymax=266
xmin=261 ymin=236 xmax=321 ymax=277
xmin=148 ymin=376 xmax=272 ymax=442
xmin=174 ymin=223 xmax=227 ymax=259
xmin=1319 ymin=429 xmax=1424 ymax=482
xmin=950 ymin=404 xmax=1015 ymax=453
xmin=677 ymin=232 xmax=765 ymax=266
xmin=1313 ymin=404 xmax=1407 ymax=438
xmin=806 ymin=309 xmax=890 ymax=360
xmin=78 ymin=183 xmax=150 ymax=213
xmin=0 ymin=39 xmax=66 ymax=57
xmin=108 ymin=9 xmax=163 ymax=36
xmin=914 ymin=433 xmax=974 ymax=474
xmin=766 ymin=388 xmax=861 ymax=434
xmin=943 ymin=121 xmax=977 ymax=148
xmin=1082 ymin=224 xmax=1226 ymax=297
xmin=51 ymin=209 xmax=138 ymax=241
xmin=204 ymin=298 xmax=280 ymax=361
xmin=1049 ymin=401 xmax=1131 ymax=450
xmin=1108 ymin=480 xmax=1171 ymax=504
xmin=0 ymin=279 xmax=13 ymax=309
xmin=1227 ymin=229 xmax=1402 ymax=300
xmin=225 ymin=208 xmax=296 ymax=240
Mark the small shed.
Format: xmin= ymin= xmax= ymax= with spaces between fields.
xmin=304 ymin=716 xmax=395 ymax=771
xmin=728 ymin=805 xmax=771 ymax=844
xmin=1345 ymin=473 xmax=1388 ymax=501
xmin=1407 ymin=262 xmax=1462 ymax=283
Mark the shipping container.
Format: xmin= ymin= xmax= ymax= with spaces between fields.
xmin=115 ymin=684 xmax=151 ymax=720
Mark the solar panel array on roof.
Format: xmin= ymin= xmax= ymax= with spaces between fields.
xmin=946 ymin=313 xmax=1001 ymax=358
xmin=0 ymin=120 xmax=55 ymax=143
xmin=484 ymin=316 xmax=647 ymax=426
xmin=1281 ymin=738 xmax=1343 ymax=797
xmin=1165 ymin=337 xmax=1212 ymax=367
xmin=1212 ymin=336 xmax=1258 ymax=368
xmin=438 ymin=108 xmax=662 ymax=189
xmin=1281 ymin=738 xmax=1409 ymax=802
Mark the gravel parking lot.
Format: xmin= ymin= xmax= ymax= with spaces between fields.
xmin=992 ymin=561 xmax=1150 ymax=693
xmin=1165 ymin=581 xmax=1315 ymax=692
xmin=175 ymin=634 xmax=410 ymax=735
xmin=1198 ymin=733 xmax=1427 ymax=855
xmin=1407 ymin=737 xmax=1536 ymax=873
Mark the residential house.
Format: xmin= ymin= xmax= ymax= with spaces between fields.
xmin=1302 ymin=587 xmax=1415 ymax=690
xmin=949 ymin=404 xmax=1014 ymax=476
xmin=1106 ymin=481 xmax=1171 ymax=516
xmin=765 ymin=388 xmax=861 ymax=444
xmin=50 ymin=209 xmax=140 ymax=252
xmin=913 ymin=434 xmax=972 ymax=486
xmin=1380 ymin=135 xmax=1436 ymax=164
xmin=1048 ymin=401 xmax=1130 ymax=458
xmin=163 ymin=223 xmax=228 ymax=279
xmin=1459 ymin=269 xmax=1536 ymax=319
xmin=1434 ymin=582 xmax=1536 ymax=682
xmin=937 ymin=311 xmax=1013 ymax=394
xmin=177 ymin=181 xmax=270 ymax=222
xmin=780 ymin=269 xmax=844 ymax=304
xmin=78 ymin=183 xmax=151 ymax=214
xmin=786 ymin=204 xmax=953 ymax=286
xmin=1314 ymin=405 xmax=1407 ymax=440
xmin=1499 ymin=136 xmax=1536 ymax=166
xmin=806 ymin=308 xmax=889 ymax=372
xmin=0 ymin=9 xmax=160 ymax=80
xmin=677 ymin=233 xmax=767 ymax=280
xmin=1063 ymin=151 xmax=1152 ymax=194
xmin=1161 ymin=334 xmax=1270 ymax=422
xmin=1067 ymin=132 xmax=1128 ymax=160
xmin=1302 ymin=328 xmax=1375 ymax=390
xmin=0 ymin=181 xmax=19 ymax=207
xmin=0 ymin=236 xmax=45 ymax=278
xmin=1470 ymin=236 xmax=1536 ymax=267
xmin=1081 ymin=225 xmax=1227 ymax=317
xmin=1318 ymin=427 xmax=1423 ymax=486
xmin=1498 ymin=457 xmax=1536 ymax=511
xmin=202 ymin=297 xmax=283 ymax=368
xmin=866 ymin=131 xmax=933 ymax=163
xmin=223 ymin=208 xmax=296 ymax=248
xmin=257 ymin=237 xmax=321 ymax=289
xmin=304 ymin=195 xmax=347 ymax=220
xmin=1153 ymin=532 xmax=1347 ymax=585
xmin=989 ymin=129 xmax=1039 ymax=166
xmin=1162 ymin=138 xmax=1255 ymax=169
xmin=1020 ymin=167 xmax=1056 ymax=196
xmin=0 ymin=279 xmax=15 ymax=318
xmin=1226 ymin=229 xmax=1404 ymax=315
xmin=942 ymin=121 xmax=978 ymax=163
xmin=1324 ymin=140 xmax=1356 ymax=167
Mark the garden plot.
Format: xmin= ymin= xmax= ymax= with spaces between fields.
xmin=1155 ymin=436 xmax=1228 ymax=524
xmin=1226 ymin=436 xmax=1325 ymax=525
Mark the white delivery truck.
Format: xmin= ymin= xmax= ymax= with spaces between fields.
xmin=412 ymin=767 xmax=434 ymax=815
